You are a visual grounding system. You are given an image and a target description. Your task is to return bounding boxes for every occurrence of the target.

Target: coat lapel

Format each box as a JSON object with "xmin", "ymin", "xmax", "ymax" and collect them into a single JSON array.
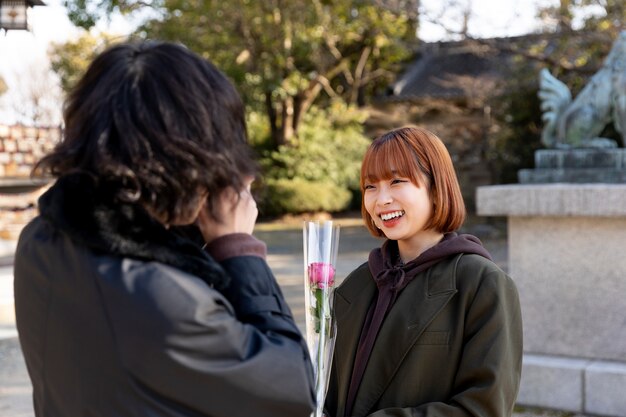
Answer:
[
  {"xmin": 333, "ymin": 264, "xmax": 377, "ymax": 417},
  {"xmin": 351, "ymin": 255, "xmax": 460, "ymax": 417}
]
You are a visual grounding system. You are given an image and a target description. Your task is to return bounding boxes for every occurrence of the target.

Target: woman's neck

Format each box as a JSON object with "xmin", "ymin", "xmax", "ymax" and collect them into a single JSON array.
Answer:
[{"xmin": 397, "ymin": 229, "xmax": 444, "ymax": 264}]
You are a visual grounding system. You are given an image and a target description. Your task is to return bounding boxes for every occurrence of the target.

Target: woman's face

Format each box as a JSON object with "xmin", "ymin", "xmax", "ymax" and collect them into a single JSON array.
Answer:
[{"xmin": 363, "ymin": 172, "xmax": 433, "ymax": 243}]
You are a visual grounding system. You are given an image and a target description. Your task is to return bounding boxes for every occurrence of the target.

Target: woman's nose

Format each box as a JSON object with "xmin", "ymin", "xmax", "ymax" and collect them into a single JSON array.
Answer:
[{"xmin": 377, "ymin": 186, "xmax": 393, "ymax": 205}]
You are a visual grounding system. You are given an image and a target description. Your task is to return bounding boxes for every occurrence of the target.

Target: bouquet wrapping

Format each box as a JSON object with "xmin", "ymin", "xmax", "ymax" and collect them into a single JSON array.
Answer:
[{"xmin": 303, "ymin": 221, "xmax": 340, "ymax": 417}]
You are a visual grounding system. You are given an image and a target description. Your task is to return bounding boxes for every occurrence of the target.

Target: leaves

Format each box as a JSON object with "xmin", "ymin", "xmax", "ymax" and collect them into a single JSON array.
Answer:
[
  {"xmin": 49, "ymin": 32, "xmax": 123, "ymax": 93},
  {"xmin": 60, "ymin": 0, "xmax": 413, "ymax": 145},
  {"xmin": 261, "ymin": 102, "xmax": 370, "ymax": 190}
]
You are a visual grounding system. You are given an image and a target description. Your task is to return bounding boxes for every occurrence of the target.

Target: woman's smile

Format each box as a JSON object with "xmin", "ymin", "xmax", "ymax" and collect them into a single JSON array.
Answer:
[{"xmin": 379, "ymin": 210, "xmax": 405, "ymax": 226}]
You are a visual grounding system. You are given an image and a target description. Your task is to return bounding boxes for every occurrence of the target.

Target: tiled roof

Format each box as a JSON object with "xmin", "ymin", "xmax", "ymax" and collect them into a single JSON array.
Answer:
[{"xmin": 385, "ymin": 33, "xmax": 552, "ymax": 102}]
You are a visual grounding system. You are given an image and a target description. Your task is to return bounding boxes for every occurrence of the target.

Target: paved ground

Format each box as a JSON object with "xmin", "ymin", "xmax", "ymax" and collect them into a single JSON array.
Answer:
[{"xmin": 0, "ymin": 221, "xmax": 587, "ymax": 417}]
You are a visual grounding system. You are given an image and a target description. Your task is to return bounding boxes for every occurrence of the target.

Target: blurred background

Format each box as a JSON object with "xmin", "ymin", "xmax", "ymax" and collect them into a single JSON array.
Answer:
[
  {"xmin": 2, "ymin": 0, "xmax": 624, "ymax": 224},
  {"xmin": 2, "ymin": 1, "xmax": 626, "ymax": 416}
]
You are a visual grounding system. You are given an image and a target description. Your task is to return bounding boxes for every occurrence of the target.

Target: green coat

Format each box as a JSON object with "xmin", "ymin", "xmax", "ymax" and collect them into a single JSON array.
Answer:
[{"xmin": 325, "ymin": 254, "xmax": 522, "ymax": 417}]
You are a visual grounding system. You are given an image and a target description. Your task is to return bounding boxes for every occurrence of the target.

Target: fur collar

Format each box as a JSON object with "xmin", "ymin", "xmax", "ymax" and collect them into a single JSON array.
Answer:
[{"xmin": 38, "ymin": 172, "xmax": 229, "ymax": 290}]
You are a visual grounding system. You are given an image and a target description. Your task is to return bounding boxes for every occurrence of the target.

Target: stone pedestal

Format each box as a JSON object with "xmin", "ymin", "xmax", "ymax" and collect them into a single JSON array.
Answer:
[
  {"xmin": 476, "ymin": 184, "xmax": 626, "ymax": 417},
  {"xmin": 519, "ymin": 149, "xmax": 626, "ymax": 183}
]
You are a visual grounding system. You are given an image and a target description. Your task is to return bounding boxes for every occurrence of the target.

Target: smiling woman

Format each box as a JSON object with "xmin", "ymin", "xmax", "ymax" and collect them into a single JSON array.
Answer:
[
  {"xmin": 324, "ymin": 126, "xmax": 522, "ymax": 417},
  {"xmin": 360, "ymin": 127, "xmax": 465, "ymax": 244}
]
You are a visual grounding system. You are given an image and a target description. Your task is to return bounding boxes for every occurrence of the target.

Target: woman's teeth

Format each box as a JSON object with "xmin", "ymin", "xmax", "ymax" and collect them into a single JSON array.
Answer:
[{"xmin": 380, "ymin": 210, "xmax": 404, "ymax": 221}]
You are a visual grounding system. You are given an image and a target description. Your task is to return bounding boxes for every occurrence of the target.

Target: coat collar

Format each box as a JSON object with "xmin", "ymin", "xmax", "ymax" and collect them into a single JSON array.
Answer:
[
  {"xmin": 333, "ymin": 262, "xmax": 377, "ymax": 414},
  {"xmin": 334, "ymin": 254, "xmax": 462, "ymax": 416},
  {"xmin": 38, "ymin": 172, "xmax": 228, "ymax": 290}
]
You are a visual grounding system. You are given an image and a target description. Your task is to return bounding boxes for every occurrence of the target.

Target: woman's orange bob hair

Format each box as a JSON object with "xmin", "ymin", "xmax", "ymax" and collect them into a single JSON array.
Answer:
[{"xmin": 360, "ymin": 126, "xmax": 466, "ymax": 237}]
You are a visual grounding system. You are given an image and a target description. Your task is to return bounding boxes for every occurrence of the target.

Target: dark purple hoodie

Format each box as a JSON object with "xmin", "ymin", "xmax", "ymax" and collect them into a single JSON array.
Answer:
[{"xmin": 344, "ymin": 232, "xmax": 493, "ymax": 417}]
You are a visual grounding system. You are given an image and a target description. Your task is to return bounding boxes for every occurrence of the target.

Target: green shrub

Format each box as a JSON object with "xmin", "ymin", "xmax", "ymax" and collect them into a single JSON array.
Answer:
[
  {"xmin": 265, "ymin": 103, "xmax": 369, "ymax": 190},
  {"xmin": 257, "ymin": 102, "xmax": 370, "ymax": 214},
  {"xmin": 260, "ymin": 178, "xmax": 352, "ymax": 216}
]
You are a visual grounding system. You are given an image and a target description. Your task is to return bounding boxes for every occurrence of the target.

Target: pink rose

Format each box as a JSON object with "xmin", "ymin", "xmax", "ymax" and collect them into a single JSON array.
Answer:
[{"xmin": 308, "ymin": 262, "xmax": 335, "ymax": 289}]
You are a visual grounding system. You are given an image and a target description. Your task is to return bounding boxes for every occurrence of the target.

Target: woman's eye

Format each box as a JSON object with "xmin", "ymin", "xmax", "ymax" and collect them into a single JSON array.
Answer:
[
  {"xmin": 391, "ymin": 178, "xmax": 406, "ymax": 185},
  {"xmin": 364, "ymin": 184, "xmax": 375, "ymax": 190}
]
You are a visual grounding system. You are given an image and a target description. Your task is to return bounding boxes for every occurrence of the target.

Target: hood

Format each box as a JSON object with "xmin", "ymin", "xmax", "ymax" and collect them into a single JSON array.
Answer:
[{"xmin": 368, "ymin": 232, "xmax": 492, "ymax": 291}]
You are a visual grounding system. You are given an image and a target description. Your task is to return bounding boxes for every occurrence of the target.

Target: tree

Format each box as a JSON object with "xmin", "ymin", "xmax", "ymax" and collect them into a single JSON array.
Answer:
[
  {"xmin": 11, "ymin": 62, "xmax": 63, "ymax": 126},
  {"xmin": 482, "ymin": 0, "xmax": 626, "ymax": 183},
  {"xmin": 62, "ymin": 0, "xmax": 415, "ymax": 148},
  {"xmin": 49, "ymin": 31, "xmax": 123, "ymax": 93},
  {"xmin": 419, "ymin": 0, "xmax": 473, "ymax": 39},
  {"xmin": 519, "ymin": 1, "xmax": 624, "ymax": 97}
]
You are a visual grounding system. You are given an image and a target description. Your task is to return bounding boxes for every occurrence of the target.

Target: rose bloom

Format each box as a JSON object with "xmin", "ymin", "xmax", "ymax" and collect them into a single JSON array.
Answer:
[{"xmin": 308, "ymin": 262, "xmax": 335, "ymax": 289}]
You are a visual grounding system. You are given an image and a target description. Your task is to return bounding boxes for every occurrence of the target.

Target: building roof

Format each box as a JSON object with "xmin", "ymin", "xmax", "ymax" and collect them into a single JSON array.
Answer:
[{"xmin": 385, "ymin": 33, "xmax": 553, "ymax": 103}]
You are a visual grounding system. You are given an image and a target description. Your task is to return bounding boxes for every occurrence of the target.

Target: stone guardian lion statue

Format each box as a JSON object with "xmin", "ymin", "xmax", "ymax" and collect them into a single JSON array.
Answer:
[{"xmin": 538, "ymin": 31, "xmax": 626, "ymax": 148}]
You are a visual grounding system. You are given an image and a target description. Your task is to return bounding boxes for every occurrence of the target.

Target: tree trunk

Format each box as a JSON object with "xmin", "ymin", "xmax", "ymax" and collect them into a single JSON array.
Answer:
[
  {"xmin": 265, "ymin": 92, "xmax": 281, "ymax": 149},
  {"xmin": 292, "ymin": 94, "xmax": 303, "ymax": 136},
  {"xmin": 280, "ymin": 96, "xmax": 294, "ymax": 145}
]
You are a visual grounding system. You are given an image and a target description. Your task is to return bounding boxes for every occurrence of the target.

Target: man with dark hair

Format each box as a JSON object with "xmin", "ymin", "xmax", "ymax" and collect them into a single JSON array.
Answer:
[{"xmin": 14, "ymin": 41, "xmax": 315, "ymax": 417}]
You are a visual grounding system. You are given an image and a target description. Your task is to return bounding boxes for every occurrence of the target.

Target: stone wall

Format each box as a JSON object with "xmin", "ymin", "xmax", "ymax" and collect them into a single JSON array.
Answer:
[
  {"xmin": 0, "ymin": 124, "xmax": 60, "ymax": 241},
  {"xmin": 0, "ymin": 124, "xmax": 60, "ymax": 177}
]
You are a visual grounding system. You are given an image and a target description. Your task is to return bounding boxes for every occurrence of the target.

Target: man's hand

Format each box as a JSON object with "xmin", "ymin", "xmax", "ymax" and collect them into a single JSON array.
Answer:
[{"xmin": 196, "ymin": 177, "xmax": 258, "ymax": 244}]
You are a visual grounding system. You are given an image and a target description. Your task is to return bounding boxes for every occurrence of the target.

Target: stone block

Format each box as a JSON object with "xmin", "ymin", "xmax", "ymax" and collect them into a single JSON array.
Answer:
[
  {"xmin": 23, "ymin": 127, "xmax": 38, "ymax": 139},
  {"xmin": 4, "ymin": 162, "xmax": 18, "ymax": 176},
  {"xmin": 585, "ymin": 361, "xmax": 626, "ymax": 417},
  {"xmin": 47, "ymin": 127, "xmax": 61, "ymax": 143},
  {"xmin": 9, "ymin": 125, "xmax": 22, "ymax": 138},
  {"xmin": 476, "ymin": 184, "xmax": 626, "ymax": 217},
  {"xmin": 534, "ymin": 149, "xmax": 626, "ymax": 169},
  {"xmin": 517, "ymin": 354, "xmax": 586, "ymax": 412},
  {"xmin": 0, "ymin": 124, "xmax": 9, "ymax": 137},
  {"xmin": 17, "ymin": 139, "xmax": 33, "ymax": 153},
  {"xmin": 510, "ymin": 216, "xmax": 626, "ymax": 361},
  {"xmin": 520, "ymin": 149, "xmax": 626, "ymax": 183},
  {"xmin": 477, "ymin": 184, "xmax": 626, "ymax": 415},
  {"xmin": 32, "ymin": 146, "xmax": 45, "ymax": 158},
  {"xmin": 42, "ymin": 141, "xmax": 56, "ymax": 152},
  {"xmin": 518, "ymin": 167, "xmax": 626, "ymax": 183},
  {"xmin": 3, "ymin": 139, "xmax": 16, "ymax": 153},
  {"xmin": 16, "ymin": 165, "xmax": 30, "ymax": 176}
]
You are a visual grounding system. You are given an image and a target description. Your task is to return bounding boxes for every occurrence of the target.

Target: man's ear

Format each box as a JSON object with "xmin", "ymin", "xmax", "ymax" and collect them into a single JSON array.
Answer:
[{"xmin": 195, "ymin": 198, "xmax": 210, "ymax": 225}]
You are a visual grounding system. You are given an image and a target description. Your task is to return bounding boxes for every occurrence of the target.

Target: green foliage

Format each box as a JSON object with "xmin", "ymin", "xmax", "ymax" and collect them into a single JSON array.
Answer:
[
  {"xmin": 246, "ymin": 110, "xmax": 272, "ymax": 149},
  {"xmin": 486, "ymin": 1, "xmax": 626, "ymax": 182},
  {"xmin": 61, "ymin": 0, "xmax": 415, "ymax": 146},
  {"xmin": 140, "ymin": 0, "xmax": 412, "ymax": 107},
  {"xmin": 263, "ymin": 102, "xmax": 369, "ymax": 189},
  {"xmin": 260, "ymin": 178, "xmax": 352, "ymax": 215},
  {"xmin": 577, "ymin": 0, "xmax": 625, "ymax": 35},
  {"xmin": 488, "ymin": 78, "xmax": 543, "ymax": 183},
  {"xmin": 535, "ymin": 0, "xmax": 624, "ymax": 79},
  {"xmin": 63, "ymin": 0, "xmax": 147, "ymax": 30},
  {"xmin": 257, "ymin": 102, "xmax": 370, "ymax": 214},
  {"xmin": 49, "ymin": 32, "xmax": 123, "ymax": 93}
]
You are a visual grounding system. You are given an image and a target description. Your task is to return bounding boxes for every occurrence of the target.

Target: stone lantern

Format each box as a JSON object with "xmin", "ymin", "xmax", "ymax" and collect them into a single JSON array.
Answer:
[{"xmin": 0, "ymin": 0, "xmax": 45, "ymax": 31}]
